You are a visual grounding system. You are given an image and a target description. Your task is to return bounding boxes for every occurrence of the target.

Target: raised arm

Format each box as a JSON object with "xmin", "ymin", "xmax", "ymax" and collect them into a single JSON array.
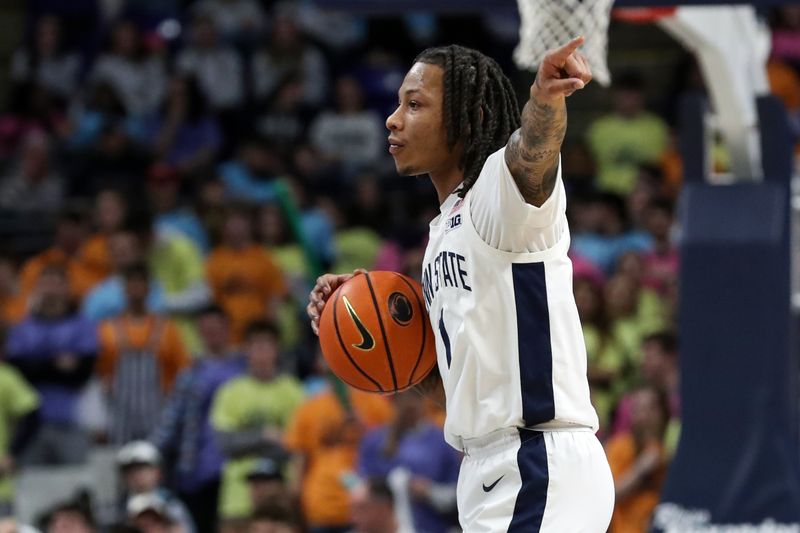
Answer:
[{"xmin": 505, "ymin": 37, "xmax": 592, "ymax": 207}]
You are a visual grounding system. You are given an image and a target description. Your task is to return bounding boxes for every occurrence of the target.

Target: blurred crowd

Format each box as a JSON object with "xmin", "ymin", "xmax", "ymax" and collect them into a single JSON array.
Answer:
[{"xmin": 0, "ymin": 1, "xmax": 798, "ymax": 533}]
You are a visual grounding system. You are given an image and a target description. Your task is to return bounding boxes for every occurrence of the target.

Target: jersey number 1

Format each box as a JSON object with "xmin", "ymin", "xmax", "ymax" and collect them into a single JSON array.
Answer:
[{"xmin": 438, "ymin": 309, "xmax": 452, "ymax": 368}]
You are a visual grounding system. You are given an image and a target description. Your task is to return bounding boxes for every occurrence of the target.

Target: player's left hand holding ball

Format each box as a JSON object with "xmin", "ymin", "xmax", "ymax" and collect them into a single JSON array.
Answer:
[
  {"xmin": 533, "ymin": 36, "xmax": 593, "ymax": 100},
  {"xmin": 307, "ymin": 269, "xmax": 367, "ymax": 335}
]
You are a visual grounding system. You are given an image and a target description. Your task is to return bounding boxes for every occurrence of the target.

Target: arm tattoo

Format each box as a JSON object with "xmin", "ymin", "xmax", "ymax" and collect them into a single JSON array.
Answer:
[{"xmin": 504, "ymin": 93, "xmax": 567, "ymax": 206}]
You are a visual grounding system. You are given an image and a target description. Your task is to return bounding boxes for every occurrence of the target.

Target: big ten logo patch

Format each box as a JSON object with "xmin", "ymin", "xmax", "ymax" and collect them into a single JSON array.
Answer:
[{"xmin": 445, "ymin": 213, "xmax": 462, "ymax": 233}]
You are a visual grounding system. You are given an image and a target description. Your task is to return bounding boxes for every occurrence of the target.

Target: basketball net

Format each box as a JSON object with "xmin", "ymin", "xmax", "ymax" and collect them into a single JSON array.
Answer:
[
  {"xmin": 514, "ymin": 0, "xmax": 615, "ymax": 86},
  {"xmin": 514, "ymin": 0, "xmax": 770, "ymax": 181}
]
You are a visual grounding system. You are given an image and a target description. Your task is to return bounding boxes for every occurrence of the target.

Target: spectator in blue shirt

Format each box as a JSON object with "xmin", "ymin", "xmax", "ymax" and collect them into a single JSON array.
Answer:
[
  {"xmin": 6, "ymin": 265, "xmax": 97, "ymax": 466},
  {"xmin": 358, "ymin": 392, "xmax": 460, "ymax": 533},
  {"xmin": 148, "ymin": 76, "xmax": 221, "ymax": 177},
  {"xmin": 571, "ymin": 192, "xmax": 652, "ymax": 274},
  {"xmin": 148, "ymin": 163, "xmax": 210, "ymax": 253},
  {"xmin": 150, "ymin": 305, "xmax": 245, "ymax": 533},
  {"xmin": 82, "ymin": 223, "xmax": 164, "ymax": 321}
]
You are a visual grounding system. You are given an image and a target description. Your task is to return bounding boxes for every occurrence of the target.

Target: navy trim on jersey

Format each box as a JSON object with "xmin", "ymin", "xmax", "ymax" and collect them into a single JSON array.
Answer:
[
  {"xmin": 439, "ymin": 309, "xmax": 452, "ymax": 368},
  {"xmin": 508, "ymin": 429, "xmax": 549, "ymax": 531},
  {"xmin": 511, "ymin": 262, "xmax": 556, "ymax": 426}
]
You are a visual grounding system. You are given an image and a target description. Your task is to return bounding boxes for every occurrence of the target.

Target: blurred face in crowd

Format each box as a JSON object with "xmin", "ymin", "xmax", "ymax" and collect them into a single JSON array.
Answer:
[
  {"xmin": 574, "ymin": 278, "xmax": 602, "ymax": 324},
  {"xmin": 36, "ymin": 15, "xmax": 61, "ymax": 56},
  {"xmin": 21, "ymin": 134, "xmax": 50, "ymax": 181},
  {"xmin": 575, "ymin": 199, "xmax": 604, "ymax": 234},
  {"xmin": 392, "ymin": 390, "xmax": 426, "ymax": 430},
  {"xmin": 663, "ymin": 276, "xmax": 679, "ymax": 320},
  {"xmin": 628, "ymin": 173, "xmax": 658, "ymax": 227},
  {"xmin": 193, "ymin": 17, "xmax": 218, "ymax": 48},
  {"xmin": 167, "ymin": 77, "xmax": 188, "ymax": 107},
  {"xmin": 46, "ymin": 509, "xmax": 94, "ymax": 533},
  {"xmin": 130, "ymin": 511, "xmax": 172, "ymax": 533},
  {"xmin": 567, "ymin": 198, "xmax": 594, "ymax": 234},
  {"xmin": 248, "ymin": 478, "xmax": 286, "ymax": 510},
  {"xmin": 112, "ymin": 22, "xmax": 139, "ymax": 58},
  {"xmin": 258, "ymin": 204, "xmax": 286, "ymax": 246},
  {"xmin": 91, "ymin": 83, "xmax": 124, "ymax": 114},
  {"xmin": 35, "ymin": 269, "xmax": 70, "ymax": 316},
  {"xmin": 47, "ymin": 510, "xmax": 94, "ymax": 533},
  {"xmin": 630, "ymin": 388, "xmax": 667, "ymax": 441},
  {"xmin": 646, "ymin": 205, "xmax": 673, "ymax": 243},
  {"xmin": 198, "ymin": 311, "xmax": 230, "ymax": 356},
  {"xmin": 355, "ymin": 175, "xmax": 380, "ymax": 211},
  {"xmin": 249, "ymin": 519, "xmax": 296, "ymax": 533},
  {"xmin": 96, "ymin": 190, "xmax": 127, "ymax": 233},
  {"xmin": 0, "ymin": 518, "xmax": 21, "ymax": 533},
  {"xmin": 597, "ymin": 202, "xmax": 624, "ymax": 236},
  {"xmin": 223, "ymin": 212, "xmax": 253, "ymax": 249},
  {"xmin": 275, "ymin": 79, "xmax": 304, "ymax": 111},
  {"xmin": 641, "ymin": 339, "xmax": 675, "ymax": 388},
  {"xmin": 108, "ymin": 231, "xmax": 142, "ymax": 272},
  {"xmin": 605, "ymin": 274, "xmax": 638, "ymax": 318},
  {"xmin": 55, "ymin": 217, "xmax": 86, "ymax": 253},
  {"xmin": 147, "ymin": 173, "xmax": 180, "ymax": 214},
  {"xmin": 613, "ymin": 87, "xmax": 644, "ymax": 118},
  {"xmin": 242, "ymin": 143, "xmax": 281, "ymax": 175},
  {"xmin": 561, "ymin": 143, "xmax": 594, "ymax": 180},
  {"xmin": 292, "ymin": 144, "xmax": 322, "ymax": 179},
  {"xmin": 122, "ymin": 464, "xmax": 161, "ymax": 494},
  {"xmin": 402, "ymin": 245, "xmax": 425, "ymax": 282},
  {"xmin": 271, "ymin": 15, "xmax": 300, "ymax": 50},
  {"xmin": 386, "ymin": 63, "xmax": 460, "ymax": 180},
  {"xmin": 98, "ymin": 124, "xmax": 129, "ymax": 157},
  {"xmin": 247, "ymin": 332, "xmax": 279, "ymax": 380},
  {"xmin": 200, "ymin": 179, "xmax": 225, "ymax": 208},
  {"xmin": 336, "ymin": 77, "xmax": 365, "ymax": 113},
  {"xmin": 350, "ymin": 486, "xmax": 395, "ymax": 533},
  {"xmin": 617, "ymin": 252, "xmax": 643, "ymax": 283},
  {"xmin": 778, "ymin": 6, "xmax": 800, "ymax": 28},
  {"xmin": 124, "ymin": 274, "xmax": 150, "ymax": 311},
  {"xmin": 0, "ymin": 258, "xmax": 17, "ymax": 296}
]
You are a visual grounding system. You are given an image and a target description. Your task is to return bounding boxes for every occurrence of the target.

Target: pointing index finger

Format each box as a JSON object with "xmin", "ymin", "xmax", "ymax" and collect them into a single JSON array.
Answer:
[{"xmin": 548, "ymin": 36, "xmax": 585, "ymax": 64}]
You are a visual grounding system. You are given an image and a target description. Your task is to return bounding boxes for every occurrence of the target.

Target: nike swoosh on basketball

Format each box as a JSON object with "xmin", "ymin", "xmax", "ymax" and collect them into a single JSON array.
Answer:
[
  {"xmin": 482, "ymin": 475, "xmax": 504, "ymax": 492},
  {"xmin": 342, "ymin": 295, "xmax": 375, "ymax": 350}
]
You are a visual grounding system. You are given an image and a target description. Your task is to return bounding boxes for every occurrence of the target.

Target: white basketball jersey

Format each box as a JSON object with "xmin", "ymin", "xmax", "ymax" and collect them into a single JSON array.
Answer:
[{"xmin": 422, "ymin": 147, "xmax": 598, "ymax": 450}]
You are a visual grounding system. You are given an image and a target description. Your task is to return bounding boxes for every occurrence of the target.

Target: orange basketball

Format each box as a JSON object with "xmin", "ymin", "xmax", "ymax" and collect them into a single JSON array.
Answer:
[{"xmin": 318, "ymin": 271, "xmax": 437, "ymax": 394}]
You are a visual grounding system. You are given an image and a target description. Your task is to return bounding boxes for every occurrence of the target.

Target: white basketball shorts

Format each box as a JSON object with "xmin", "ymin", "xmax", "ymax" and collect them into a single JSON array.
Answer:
[{"xmin": 457, "ymin": 427, "xmax": 614, "ymax": 532}]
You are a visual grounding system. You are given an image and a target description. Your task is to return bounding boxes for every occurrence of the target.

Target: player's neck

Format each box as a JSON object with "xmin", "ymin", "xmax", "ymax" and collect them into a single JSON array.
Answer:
[{"xmin": 429, "ymin": 168, "xmax": 464, "ymax": 205}]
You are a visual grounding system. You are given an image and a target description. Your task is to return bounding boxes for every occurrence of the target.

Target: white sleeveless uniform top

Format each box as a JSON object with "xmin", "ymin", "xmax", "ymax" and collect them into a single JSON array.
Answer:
[{"xmin": 421, "ymin": 147, "xmax": 598, "ymax": 450}]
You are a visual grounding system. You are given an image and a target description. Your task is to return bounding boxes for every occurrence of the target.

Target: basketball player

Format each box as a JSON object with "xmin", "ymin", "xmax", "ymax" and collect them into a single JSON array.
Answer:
[{"xmin": 307, "ymin": 38, "xmax": 614, "ymax": 531}]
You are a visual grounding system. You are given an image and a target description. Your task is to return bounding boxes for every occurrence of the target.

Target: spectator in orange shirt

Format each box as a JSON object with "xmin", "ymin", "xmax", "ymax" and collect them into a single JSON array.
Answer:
[
  {"xmin": 284, "ymin": 385, "xmax": 393, "ymax": 533},
  {"xmin": 606, "ymin": 386, "xmax": 670, "ymax": 533},
  {"xmin": 19, "ymin": 208, "xmax": 96, "ymax": 300},
  {"xmin": 97, "ymin": 262, "xmax": 189, "ymax": 445},
  {"xmin": 0, "ymin": 256, "xmax": 26, "ymax": 324},
  {"xmin": 78, "ymin": 188, "xmax": 128, "ymax": 288},
  {"xmin": 206, "ymin": 209, "xmax": 286, "ymax": 342},
  {"xmin": 766, "ymin": 58, "xmax": 800, "ymax": 154}
]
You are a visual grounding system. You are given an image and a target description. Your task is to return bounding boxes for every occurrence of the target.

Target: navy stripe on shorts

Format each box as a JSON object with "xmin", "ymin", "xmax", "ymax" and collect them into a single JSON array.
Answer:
[{"xmin": 508, "ymin": 429, "xmax": 549, "ymax": 532}]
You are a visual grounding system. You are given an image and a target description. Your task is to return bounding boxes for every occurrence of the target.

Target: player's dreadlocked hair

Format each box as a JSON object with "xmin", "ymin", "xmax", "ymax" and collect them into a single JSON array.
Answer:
[{"xmin": 415, "ymin": 45, "xmax": 521, "ymax": 197}]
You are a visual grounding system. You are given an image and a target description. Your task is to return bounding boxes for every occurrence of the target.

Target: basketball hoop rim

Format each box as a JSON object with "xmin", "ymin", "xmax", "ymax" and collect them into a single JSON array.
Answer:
[{"xmin": 612, "ymin": 6, "xmax": 678, "ymax": 24}]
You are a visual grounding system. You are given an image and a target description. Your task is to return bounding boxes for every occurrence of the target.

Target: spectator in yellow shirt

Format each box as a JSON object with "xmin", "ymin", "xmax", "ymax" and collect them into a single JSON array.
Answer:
[
  {"xmin": 210, "ymin": 320, "xmax": 303, "ymax": 528},
  {"xmin": 587, "ymin": 72, "xmax": 668, "ymax": 195}
]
